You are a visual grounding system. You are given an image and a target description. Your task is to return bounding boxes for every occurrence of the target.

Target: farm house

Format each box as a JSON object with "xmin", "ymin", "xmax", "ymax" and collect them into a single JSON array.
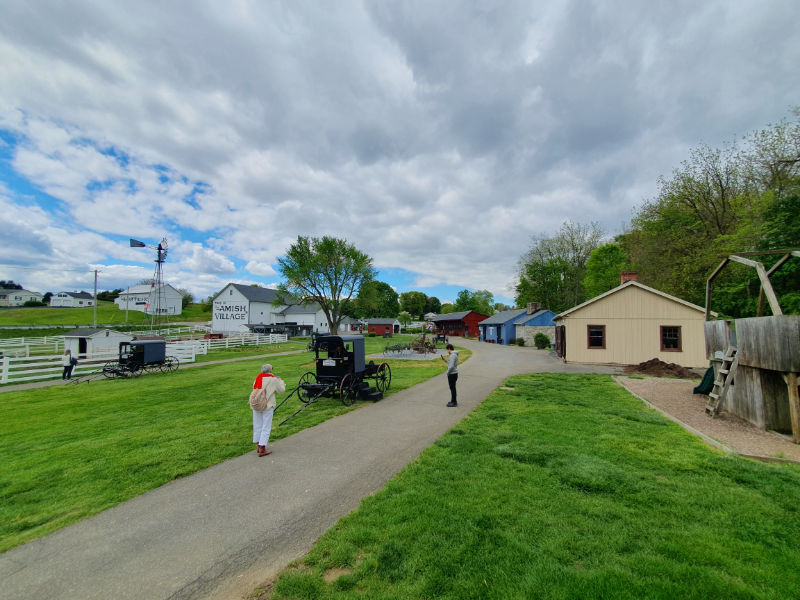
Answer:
[
  {"xmin": 554, "ymin": 276, "xmax": 708, "ymax": 369},
  {"xmin": 50, "ymin": 291, "xmax": 94, "ymax": 308},
  {"xmin": 479, "ymin": 303, "xmax": 557, "ymax": 345}
]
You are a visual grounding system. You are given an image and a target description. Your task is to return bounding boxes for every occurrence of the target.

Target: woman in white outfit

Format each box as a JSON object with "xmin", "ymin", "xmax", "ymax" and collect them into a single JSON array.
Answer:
[{"xmin": 251, "ymin": 363, "xmax": 286, "ymax": 457}]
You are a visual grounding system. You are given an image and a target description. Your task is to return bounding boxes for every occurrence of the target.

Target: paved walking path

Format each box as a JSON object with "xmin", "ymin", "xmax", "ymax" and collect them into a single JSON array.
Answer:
[{"xmin": 0, "ymin": 340, "xmax": 619, "ymax": 600}]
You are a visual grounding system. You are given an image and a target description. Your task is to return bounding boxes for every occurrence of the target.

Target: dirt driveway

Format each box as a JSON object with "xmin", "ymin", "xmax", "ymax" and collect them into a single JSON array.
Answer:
[{"xmin": 616, "ymin": 376, "xmax": 800, "ymax": 463}]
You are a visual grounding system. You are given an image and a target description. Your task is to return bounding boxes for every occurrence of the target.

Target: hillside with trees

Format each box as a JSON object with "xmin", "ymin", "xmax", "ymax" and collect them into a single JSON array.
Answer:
[{"xmin": 516, "ymin": 109, "xmax": 800, "ymax": 318}]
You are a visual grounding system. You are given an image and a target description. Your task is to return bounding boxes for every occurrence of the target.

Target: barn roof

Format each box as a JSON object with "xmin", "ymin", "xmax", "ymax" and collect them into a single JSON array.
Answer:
[
  {"xmin": 226, "ymin": 284, "xmax": 280, "ymax": 303},
  {"xmin": 478, "ymin": 308, "xmax": 527, "ymax": 325},
  {"xmin": 555, "ymin": 280, "xmax": 713, "ymax": 320},
  {"xmin": 280, "ymin": 303, "xmax": 320, "ymax": 315},
  {"xmin": 58, "ymin": 291, "xmax": 93, "ymax": 299},
  {"xmin": 431, "ymin": 311, "xmax": 471, "ymax": 321}
]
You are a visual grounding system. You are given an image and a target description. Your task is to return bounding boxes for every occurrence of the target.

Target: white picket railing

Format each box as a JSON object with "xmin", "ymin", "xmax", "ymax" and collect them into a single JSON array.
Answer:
[
  {"xmin": 0, "ymin": 334, "xmax": 288, "ymax": 385},
  {"xmin": 1, "ymin": 343, "xmax": 195, "ymax": 385}
]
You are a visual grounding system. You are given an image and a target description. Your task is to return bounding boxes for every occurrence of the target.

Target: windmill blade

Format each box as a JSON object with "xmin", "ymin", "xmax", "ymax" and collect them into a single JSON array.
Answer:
[{"xmin": 130, "ymin": 238, "xmax": 146, "ymax": 247}]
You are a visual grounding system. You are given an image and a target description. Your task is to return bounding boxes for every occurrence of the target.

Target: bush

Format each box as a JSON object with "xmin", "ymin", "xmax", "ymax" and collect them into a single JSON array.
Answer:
[
  {"xmin": 23, "ymin": 300, "xmax": 47, "ymax": 307},
  {"xmin": 534, "ymin": 333, "xmax": 551, "ymax": 349},
  {"xmin": 516, "ymin": 337, "xmax": 525, "ymax": 346}
]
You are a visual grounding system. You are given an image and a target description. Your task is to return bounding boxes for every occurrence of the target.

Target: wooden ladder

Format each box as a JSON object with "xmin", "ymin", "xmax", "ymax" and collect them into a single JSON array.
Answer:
[{"xmin": 706, "ymin": 346, "xmax": 738, "ymax": 417}]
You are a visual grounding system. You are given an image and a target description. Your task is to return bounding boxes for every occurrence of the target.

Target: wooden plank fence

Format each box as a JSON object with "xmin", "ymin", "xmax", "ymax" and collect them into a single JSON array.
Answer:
[{"xmin": 0, "ymin": 333, "xmax": 288, "ymax": 385}]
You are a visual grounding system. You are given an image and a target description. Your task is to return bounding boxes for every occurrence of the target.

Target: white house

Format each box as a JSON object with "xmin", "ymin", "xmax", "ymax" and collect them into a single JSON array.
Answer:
[
  {"xmin": 62, "ymin": 328, "xmax": 133, "ymax": 357},
  {"xmin": 115, "ymin": 284, "xmax": 183, "ymax": 316},
  {"xmin": 0, "ymin": 288, "xmax": 43, "ymax": 307},
  {"xmin": 50, "ymin": 291, "xmax": 95, "ymax": 308}
]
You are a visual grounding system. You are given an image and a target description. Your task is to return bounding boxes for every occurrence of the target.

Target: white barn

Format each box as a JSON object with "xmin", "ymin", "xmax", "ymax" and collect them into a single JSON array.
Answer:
[
  {"xmin": 51, "ymin": 291, "xmax": 95, "ymax": 308},
  {"xmin": 211, "ymin": 283, "xmax": 347, "ymax": 335},
  {"xmin": 212, "ymin": 284, "xmax": 283, "ymax": 333},
  {"xmin": 115, "ymin": 284, "xmax": 183, "ymax": 316}
]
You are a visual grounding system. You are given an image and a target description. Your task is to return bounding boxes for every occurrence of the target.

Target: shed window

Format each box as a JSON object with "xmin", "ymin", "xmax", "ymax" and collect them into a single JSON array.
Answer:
[
  {"xmin": 587, "ymin": 325, "xmax": 605, "ymax": 349},
  {"xmin": 660, "ymin": 326, "xmax": 682, "ymax": 352}
]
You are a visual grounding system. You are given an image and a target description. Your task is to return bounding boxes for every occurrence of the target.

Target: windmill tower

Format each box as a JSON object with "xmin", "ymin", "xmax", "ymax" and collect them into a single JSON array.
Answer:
[{"xmin": 130, "ymin": 237, "xmax": 170, "ymax": 331}]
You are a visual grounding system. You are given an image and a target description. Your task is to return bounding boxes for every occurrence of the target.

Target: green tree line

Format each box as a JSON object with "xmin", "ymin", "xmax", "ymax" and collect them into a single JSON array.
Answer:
[{"xmin": 516, "ymin": 108, "xmax": 800, "ymax": 317}]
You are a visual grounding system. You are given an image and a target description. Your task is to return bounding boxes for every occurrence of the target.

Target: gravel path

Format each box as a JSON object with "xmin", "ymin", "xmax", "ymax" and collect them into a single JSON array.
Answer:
[{"xmin": 616, "ymin": 376, "xmax": 800, "ymax": 463}]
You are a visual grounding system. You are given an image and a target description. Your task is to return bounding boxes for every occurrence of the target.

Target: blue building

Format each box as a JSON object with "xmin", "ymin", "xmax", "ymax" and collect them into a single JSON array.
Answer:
[{"xmin": 479, "ymin": 304, "xmax": 557, "ymax": 345}]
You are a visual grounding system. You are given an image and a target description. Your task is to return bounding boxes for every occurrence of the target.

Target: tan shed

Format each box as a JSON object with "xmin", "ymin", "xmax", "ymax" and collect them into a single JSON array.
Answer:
[{"xmin": 554, "ymin": 280, "xmax": 709, "ymax": 369}]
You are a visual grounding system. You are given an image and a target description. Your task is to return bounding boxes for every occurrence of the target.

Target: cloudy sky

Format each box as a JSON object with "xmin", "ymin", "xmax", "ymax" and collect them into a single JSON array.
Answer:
[{"xmin": 1, "ymin": 0, "xmax": 798, "ymax": 306}]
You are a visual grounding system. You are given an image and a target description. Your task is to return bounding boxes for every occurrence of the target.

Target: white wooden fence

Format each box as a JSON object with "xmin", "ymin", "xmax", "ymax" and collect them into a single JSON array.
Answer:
[{"xmin": 0, "ymin": 333, "xmax": 288, "ymax": 385}]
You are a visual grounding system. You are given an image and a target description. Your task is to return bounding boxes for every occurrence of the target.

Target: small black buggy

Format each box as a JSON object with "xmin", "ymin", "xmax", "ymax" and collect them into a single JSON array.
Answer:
[
  {"xmin": 297, "ymin": 334, "xmax": 391, "ymax": 406},
  {"xmin": 102, "ymin": 340, "xmax": 179, "ymax": 378}
]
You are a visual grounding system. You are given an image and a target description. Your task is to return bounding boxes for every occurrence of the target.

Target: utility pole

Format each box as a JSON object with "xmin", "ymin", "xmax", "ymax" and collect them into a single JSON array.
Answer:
[{"xmin": 93, "ymin": 269, "xmax": 98, "ymax": 328}]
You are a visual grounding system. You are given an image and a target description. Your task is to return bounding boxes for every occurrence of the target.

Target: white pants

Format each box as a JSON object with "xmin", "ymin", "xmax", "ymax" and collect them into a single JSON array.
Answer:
[{"xmin": 252, "ymin": 407, "xmax": 275, "ymax": 447}]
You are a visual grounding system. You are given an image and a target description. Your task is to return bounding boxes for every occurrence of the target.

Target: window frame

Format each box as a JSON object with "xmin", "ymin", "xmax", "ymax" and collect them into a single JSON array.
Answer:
[
  {"xmin": 660, "ymin": 325, "xmax": 682, "ymax": 352},
  {"xmin": 586, "ymin": 324, "xmax": 606, "ymax": 349}
]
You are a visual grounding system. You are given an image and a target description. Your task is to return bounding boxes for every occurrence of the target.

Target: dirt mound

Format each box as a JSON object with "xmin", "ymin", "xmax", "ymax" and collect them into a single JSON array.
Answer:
[{"xmin": 623, "ymin": 358, "xmax": 697, "ymax": 379}]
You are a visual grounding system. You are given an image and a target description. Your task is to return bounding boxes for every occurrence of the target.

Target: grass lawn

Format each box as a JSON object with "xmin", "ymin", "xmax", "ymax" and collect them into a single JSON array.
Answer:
[
  {"xmin": 0, "ymin": 335, "xmax": 468, "ymax": 553},
  {"xmin": 193, "ymin": 340, "xmax": 308, "ymax": 363},
  {"xmin": 268, "ymin": 373, "xmax": 800, "ymax": 600}
]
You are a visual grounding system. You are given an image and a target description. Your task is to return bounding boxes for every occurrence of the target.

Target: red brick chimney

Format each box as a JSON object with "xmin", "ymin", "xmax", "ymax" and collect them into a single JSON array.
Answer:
[{"xmin": 620, "ymin": 271, "xmax": 638, "ymax": 284}]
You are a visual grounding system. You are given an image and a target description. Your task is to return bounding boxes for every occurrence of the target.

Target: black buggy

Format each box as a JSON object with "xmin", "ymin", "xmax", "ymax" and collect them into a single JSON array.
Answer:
[
  {"xmin": 296, "ymin": 334, "xmax": 391, "ymax": 407},
  {"xmin": 102, "ymin": 340, "xmax": 179, "ymax": 378}
]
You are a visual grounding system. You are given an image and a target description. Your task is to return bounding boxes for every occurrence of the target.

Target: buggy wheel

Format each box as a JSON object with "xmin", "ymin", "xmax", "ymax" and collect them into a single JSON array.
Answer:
[
  {"xmin": 340, "ymin": 373, "xmax": 357, "ymax": 406},
  {"xmin": 161, "ymin": 356, "xmax": 179, "ymax": 373},
  {"xmin": 297, "ymin": 371, "xmax": 317, "ymax": 404},
  {"xmin": 102, "ymin": 361, "xmax": 118, "ymax": 379},
  {"xmin": 375, "ymin": 363, "xmax": 391, "ymax": 393},
  {"xmin": 128, "ymin": 364, "xmax": 143, "ymax": 378}
]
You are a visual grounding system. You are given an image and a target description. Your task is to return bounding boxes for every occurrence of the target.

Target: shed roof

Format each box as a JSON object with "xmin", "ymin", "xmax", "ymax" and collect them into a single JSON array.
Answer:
[
  {"xmin": 478, "ymin": 308, "xmax": 527, "ymax": 325},
  {"xmin": 280, "ymin": 302, "xmax": 320, "ymax": 315},
  {"xmin": 365, "ymin": 318, "xmax": 399, "ymax": 325},
  {"xmin": 63, "ymin": 328, "xmax": 114, "ymax": 337},
  {"xmin": 119, "ymin": 283, "xmax": 181, "ymax": 295},
  {"xmin": 431, "ymin": 311, "xmax": 472, "ymax": 321},
  {"xmin": 554, "ymin": 280, "xmax": 712, "ymax": 320},
  {"xmin": 59, "ymin": 291, "xmax": 93, "ymax": 299}
]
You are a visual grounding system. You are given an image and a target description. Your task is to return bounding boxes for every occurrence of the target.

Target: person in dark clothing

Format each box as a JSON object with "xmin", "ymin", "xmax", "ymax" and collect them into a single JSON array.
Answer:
[{"xmin": 441, "ymin": 343, "xmax": 459, "ymax": 407}]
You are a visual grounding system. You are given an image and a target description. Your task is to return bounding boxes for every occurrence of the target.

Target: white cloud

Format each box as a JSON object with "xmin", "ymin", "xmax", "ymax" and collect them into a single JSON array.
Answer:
[{"xmin": 1, "ymin": 0, "xmax": 799, "ymax": 302}]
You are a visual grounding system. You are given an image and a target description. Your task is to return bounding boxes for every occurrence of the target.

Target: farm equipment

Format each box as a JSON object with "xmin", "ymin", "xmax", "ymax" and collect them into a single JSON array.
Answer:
[
  {"xmin": 276, "ymin": 334, "xmax": 391, "ymax": 425},
  {"xmin": 410, "ymin": 332, "xmax": 438, "ymax": 354},
  {"xmin": 102, "ymin": 340, "xmax": 179, "ymax": 378}
]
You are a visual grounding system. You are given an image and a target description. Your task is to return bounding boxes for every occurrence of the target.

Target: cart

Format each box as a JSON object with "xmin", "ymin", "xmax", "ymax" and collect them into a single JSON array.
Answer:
[
  {"xmin": 102, "ymin": 340, "xmax": 179, "ymax": 378},
  {"xmin": 277, "ymin": 334, "xmax": 391, "ymax": 425}
]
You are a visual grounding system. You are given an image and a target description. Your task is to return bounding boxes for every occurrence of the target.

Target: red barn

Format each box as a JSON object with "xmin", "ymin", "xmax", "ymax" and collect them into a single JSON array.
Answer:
[
  {"xmin": 365, "ymin": 318, "xmax": 400, "ymax": 335},
  {"xmin": 431, "ymin": 311, "xmax": 488, "ymax": 338}
]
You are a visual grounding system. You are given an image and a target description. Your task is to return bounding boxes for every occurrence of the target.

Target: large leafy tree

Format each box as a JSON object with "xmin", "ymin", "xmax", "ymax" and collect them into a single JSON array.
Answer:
[
  {"xmin": 424, "ymin": 296, "xmax": 441, "ymax": 315},
  {"xmin": 583, "ymin": 244, "xmax": 629, "ymax": 298},
  {"xmin": 399, "ymin": 291, "xmax": 427, "ymax": 319},
  {"xmin": 621, "ymin": 109, "xmax": 800, "ymax": 316},
  {"xmin": 354, "ymin": 280, "xmax": 399, "ymax": 318},
  {"xmin": 516, "ymin": 221, "xmax": 603, "ymax": 313},
  {"xmin": 454, "ymin": 289, "xmax": 494, "ymax": 315},
  {"xmin": 276, "ymin": 235, "xmax": 376, "ymax": 334}
]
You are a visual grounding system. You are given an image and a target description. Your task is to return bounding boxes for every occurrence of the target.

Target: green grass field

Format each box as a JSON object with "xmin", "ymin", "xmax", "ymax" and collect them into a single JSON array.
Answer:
[
  {"xmin": 268, "ymin": 373, "xmax": 800, "ymax": 600},
  {"xmin": 0, "ymin": 301, "xmax": 210, "ymax": 328},
  {"xmin": 0, "ymin": 335, "xmax": 467, "ymax": 552}
]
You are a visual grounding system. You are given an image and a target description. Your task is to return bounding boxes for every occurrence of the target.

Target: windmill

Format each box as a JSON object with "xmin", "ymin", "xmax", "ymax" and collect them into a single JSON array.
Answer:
[{"xmin": 130, "ymin": 237, "xmax": 169, "ymax": 331}]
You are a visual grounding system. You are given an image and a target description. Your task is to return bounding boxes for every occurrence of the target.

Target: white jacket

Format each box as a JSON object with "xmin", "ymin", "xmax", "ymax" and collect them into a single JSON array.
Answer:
[{"xmin": 260, "ymin": 375, "xmax": 286, "ymax": 410}]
